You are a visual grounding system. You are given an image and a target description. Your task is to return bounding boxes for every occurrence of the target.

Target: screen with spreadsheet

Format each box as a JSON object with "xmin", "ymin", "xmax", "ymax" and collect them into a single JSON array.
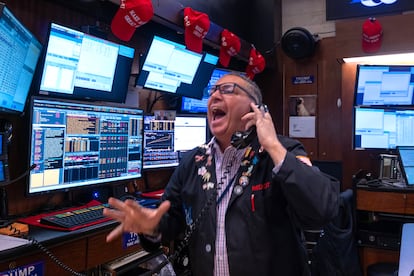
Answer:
[
  {"xmin": 353, "ymin": 106, "xmax": 414, "ymax": 150},
  {"xmin": 27, "ymin": 97, "xmax": 144, "ymax": 195},
  {"xmin": 0, "ymin": 3, "xmax": 42, "ymax": 114},
  {"xmin": 354, "ymin": 64, "xmax": 414, "ymax": 106},
  {"xmin": 36, "ymin": 22, "xmax": 134, "ymax": 103}
]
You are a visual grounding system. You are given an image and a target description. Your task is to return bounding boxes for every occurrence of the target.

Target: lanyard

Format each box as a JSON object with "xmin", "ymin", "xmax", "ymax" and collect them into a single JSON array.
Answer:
[{"xmin": 216, "ymin": 175, "xmax": 237, "ymax": 205}]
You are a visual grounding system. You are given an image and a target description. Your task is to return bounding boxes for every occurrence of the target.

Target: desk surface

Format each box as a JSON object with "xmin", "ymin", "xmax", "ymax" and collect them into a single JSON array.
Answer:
[
  {"xmin": 399, "ymin": 223, "xmax": 414, "ymax": 276},
  {"xmin": 0, "ymin": 219, "xmax": 116, "ymax": 262}
]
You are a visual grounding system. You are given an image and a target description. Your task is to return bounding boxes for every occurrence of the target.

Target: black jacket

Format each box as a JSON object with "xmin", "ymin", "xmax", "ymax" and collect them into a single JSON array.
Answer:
[{"xmin": 147, "ymin": 135, "xmax": 339, "ymax": 276}]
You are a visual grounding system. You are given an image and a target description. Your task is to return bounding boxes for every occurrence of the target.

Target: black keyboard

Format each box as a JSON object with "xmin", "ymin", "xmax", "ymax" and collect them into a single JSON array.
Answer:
[{"xmin": 40, "ymin": 204, "xmax": 110, "ymax": 229}]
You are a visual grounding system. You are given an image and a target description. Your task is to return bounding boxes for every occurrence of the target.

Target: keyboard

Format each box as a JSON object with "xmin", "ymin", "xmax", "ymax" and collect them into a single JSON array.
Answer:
[{"xmin": 40, "ymin": 204, "xmax": 110, "ymax": 229}]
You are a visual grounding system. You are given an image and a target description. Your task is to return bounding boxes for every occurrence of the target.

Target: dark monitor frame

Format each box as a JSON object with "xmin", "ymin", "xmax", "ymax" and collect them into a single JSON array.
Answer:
[
  {"xmin": 0, "ymin": 3, "xmax": 42, "ymax": 114},
  {"xmin": 35, "ymin": 22, "xmax": 135, "ymax": 104},
  {"xmin": 352, "ymin": 106, "xmax": 414, "ymax": 150},
  {"xmin": 135, "ymin": 35, "xmax": 218, "ymax": 100},
  {"xmin": 354, "ymin": 64, "xmax": 414, "ymax": 107},
  {"xmin": 26, "ymin": 96, "xmax": 144, "ymax": 196}
]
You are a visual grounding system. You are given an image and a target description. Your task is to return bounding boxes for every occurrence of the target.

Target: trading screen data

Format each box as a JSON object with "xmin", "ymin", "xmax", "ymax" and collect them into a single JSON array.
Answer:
[
  {"xmin": 143, "ymin": 116, "xmax": 179, "ymax": 169},
  {"xmin": 28, "ymin": 98, "xmax": 144, "ymax": 195}
]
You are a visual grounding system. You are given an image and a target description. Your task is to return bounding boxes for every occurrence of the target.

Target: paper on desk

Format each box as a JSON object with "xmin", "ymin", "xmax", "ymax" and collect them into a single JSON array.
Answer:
[{"xmin": 0, "ymin": 234, "xmax": 30, "ymax": 251}]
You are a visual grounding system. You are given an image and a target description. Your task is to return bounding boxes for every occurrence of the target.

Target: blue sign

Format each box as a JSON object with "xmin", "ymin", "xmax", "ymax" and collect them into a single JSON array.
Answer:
[
  {"xmin": 122, "ymin": 232, "xmax": 140, "ymax": 249},
  {"xmin": 326, "ymin": 0, "xmax": 414, "ymax": 20},
  {"xmin": 292, "ymin": 76, "xmax": 314, "ymax": 84},
  {"xmin": 0, "ymin": 261, "xmax": 44, "ymax": 276}
]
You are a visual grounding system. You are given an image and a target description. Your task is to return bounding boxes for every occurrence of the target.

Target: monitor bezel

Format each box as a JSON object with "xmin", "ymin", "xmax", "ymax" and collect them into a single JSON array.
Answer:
[
  {"xmin": 352, "ymin": 105, "xmax": 414, "ymax": 151},
  {"xmin": 0, "ymin": 3, "xmax": 42, "ymax": 115},
  {"xmin": 136, "ymin": 35, "xmax": 218, "ymax": 100},
  {"xmin": 353, "ymin": 64, "xmax": 414, "ymax": 107},
  {"xmin": 35, "ymin": 22, "xmax": 135, "ymax": 104},
  {"xmin": 26, "ymin": 96, "xmax": 145, "ymax": 196}
]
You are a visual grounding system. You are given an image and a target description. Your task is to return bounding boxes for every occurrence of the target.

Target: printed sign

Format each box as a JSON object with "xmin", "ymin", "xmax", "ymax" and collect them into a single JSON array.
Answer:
[
  {"xmin": 292, "ymin": 76, "xmax": 314, "ymax": 85},
  {"xmin": 122, "ymin": 232, "xmax": 140, "ymax": 249},
  {"xmin": 0, "ymin": 261, "xmax": 44, "ymax": 276}
]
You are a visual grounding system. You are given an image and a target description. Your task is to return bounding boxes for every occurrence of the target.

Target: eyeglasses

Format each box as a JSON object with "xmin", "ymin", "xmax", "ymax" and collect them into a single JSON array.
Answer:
[{"xmin": 207, "ymin": 82, "xmax": 257, "ymax": 103}]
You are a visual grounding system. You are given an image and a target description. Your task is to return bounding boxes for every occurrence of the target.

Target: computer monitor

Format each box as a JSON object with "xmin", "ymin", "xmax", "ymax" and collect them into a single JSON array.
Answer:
[
  {"xmin": 36, "ymin": 22, "xmax": 135, "ymax": 103},
  {"xmin": 174, "ymin": 114, "xmax": 209, "ymax": 156},
  {"xmin": 354, "ymin": 64, "xmax": 414, "ymax": 106},
  {"xmin": 0, "ymin": 3, "xmax": 42, "ymax": 114},
  {"xmin": 27, "ymin": 97, "xmax": 144, "ymax": 195},
  {"xmin": 353, "ymin": 106, "xmax": 414, "ymax": 150},
  {"xmin": 142, "ymin": 115, "xmax": 179, "ymax": 170},
  {"xmin": 136, "ymin": 35, "xmax": 218, "ymax": 99}
]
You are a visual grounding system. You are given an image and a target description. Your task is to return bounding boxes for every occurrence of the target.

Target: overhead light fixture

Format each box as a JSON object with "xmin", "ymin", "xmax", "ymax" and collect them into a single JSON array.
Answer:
[{"xmin": 343, "ymin": 52, "xmax": 414, "ymax": 64}]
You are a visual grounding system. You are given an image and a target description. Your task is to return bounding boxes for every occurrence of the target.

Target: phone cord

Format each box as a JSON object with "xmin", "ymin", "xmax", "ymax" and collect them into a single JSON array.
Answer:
[
  {"xmin": 6, "ymin": 223, "xmax": 85, "ymax": 276},
  {"xmin": 141, "ymin": 189, "xmax": 218, "ymax": 276}
]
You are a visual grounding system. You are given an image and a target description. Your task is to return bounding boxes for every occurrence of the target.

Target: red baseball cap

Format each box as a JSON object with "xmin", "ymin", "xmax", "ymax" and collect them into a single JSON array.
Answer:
[
  {"xmin": 111, "ymin": 0, "xmax": 154, "ymax": 42},
  {"xmin": 245, "ymin": 48, "xmax": 265, "ymax": 80},
  {"xmin": 362, "ymin": 18, "xmax": 383, "ymax": 53},
  {"xmin": 219, "ymin": 29, "xmax": 241, "ymax": 67},
  {"xmin": 183, "ymin": 7, "xmax": 210, "ymax": 53}
]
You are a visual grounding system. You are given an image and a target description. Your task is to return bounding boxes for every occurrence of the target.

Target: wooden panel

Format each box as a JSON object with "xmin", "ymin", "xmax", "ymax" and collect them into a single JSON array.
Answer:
[
  {"xmin": 336, "ymin": 13, "xmax": 414, "ymax": 58},
  {"xmin": 86, "ymin": 230, "xmax": 143, "ymax": 268},
  {"xmin": 357, "ymin": 190, "xmax": 406, "ymax": 214},
  {"xmin": 315, "ymin": 38, "xmax": 342, "ymax": 161},
  {"xmin": 358, "ymin": 247, "xmax": 399, "ymax": 276},
  {"xmin": 404, "ymin": 193, "xmax": 414, "ymax": 215},
  {"xmin": 0, "ymin": 239, "xmax": 87, "ymax": 275},
  {"xmin": 282, "ymin": 58, "xmax": 318, "ymax": 159}
]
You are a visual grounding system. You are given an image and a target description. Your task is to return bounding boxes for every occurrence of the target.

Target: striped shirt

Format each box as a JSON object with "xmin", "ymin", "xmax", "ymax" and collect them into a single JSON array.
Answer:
[{"xmin": 212, "ymin": 143, "xmax": 245, "ymax": 276}]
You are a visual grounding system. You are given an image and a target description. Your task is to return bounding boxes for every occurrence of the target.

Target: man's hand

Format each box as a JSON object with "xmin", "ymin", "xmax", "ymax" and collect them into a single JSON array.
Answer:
[{"xmin": 103, "ymin": 197, "xmax": 171, "ymax": 242}]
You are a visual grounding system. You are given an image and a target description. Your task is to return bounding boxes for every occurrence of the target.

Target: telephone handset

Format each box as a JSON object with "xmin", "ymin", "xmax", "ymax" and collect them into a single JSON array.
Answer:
[{"xmin": 230, "ymin": 104, "xmax": 268, "ymax": 149}]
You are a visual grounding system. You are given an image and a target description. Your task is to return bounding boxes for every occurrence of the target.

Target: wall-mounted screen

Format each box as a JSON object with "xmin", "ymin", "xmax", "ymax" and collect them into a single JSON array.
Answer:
[
  {"xmin": 354, "ymin": 64, "xmax": 414, "ymax": 106},
  {"xmin": 353, "ymin": 106, "xmax": 414, "ymax": 150},
  {"xmin": 27, "ymin": 97, "xmax": 144, "ymax": 195},
  {"xmin": 36, "ymin": 22, "xmax": 135, "ymax": 103},
  {"xmin": 0, "ymin": 3, "xmax": 42, "ymax": 114},
  {"xmin": 178, "ymin": 68, "xmax": 246, "ymax": 114},
  {"xmin": 136, "ymin": 35, "xmax": 218, "ymax": 99}
]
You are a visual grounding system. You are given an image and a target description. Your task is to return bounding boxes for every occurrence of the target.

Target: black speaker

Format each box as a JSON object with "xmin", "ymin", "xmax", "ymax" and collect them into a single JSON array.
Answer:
[{"xmin": 281, "ymin": 27, "xmax": 317, "ymax": 59}]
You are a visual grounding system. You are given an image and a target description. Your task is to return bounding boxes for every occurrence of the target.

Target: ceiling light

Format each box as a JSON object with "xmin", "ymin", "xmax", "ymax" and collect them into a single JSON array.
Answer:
[{"xmin": 343, "ymin": 52, "xmax": 414, "ymax": 64}]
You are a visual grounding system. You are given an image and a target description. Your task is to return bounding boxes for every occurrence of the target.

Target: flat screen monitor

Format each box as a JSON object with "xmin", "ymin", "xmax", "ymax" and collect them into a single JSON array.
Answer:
[
  {"xmin": 353, "ymin": 106, "xmax": 414, "ymax": 150},
  {"xmin": 36, "ymin": 22, "xmax": 135, "ymax": 103},
  {"xmin": 0, "ymin": 3, "xmax": 42, "ymax": 114},
  {"xmin": 354, "ymin": 64, "xmax": 414, "ymax": 106},
  {"xmin": 142, "ymin": 115, "xmax": 179, "ymax": 170},
  {"xmin": 27, "ymin": 97, "xmax": 144, "ymax": 195},
  {"xmin": 136, "ymin": 35, "xmax": 218, "ymax": 99},
  {"xmin": 178, "ymin": 68, "xmax": 246, "ymax": 114},
  {"xmin": 174, "ymin": 114, "xmax": 209, "ymax": 154}
]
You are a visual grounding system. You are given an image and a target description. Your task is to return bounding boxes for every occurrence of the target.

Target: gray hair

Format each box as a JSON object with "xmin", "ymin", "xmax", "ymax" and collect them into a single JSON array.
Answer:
[{"xmin": 225, "ymin": 72, "xmax": 263, "ymax": 104}]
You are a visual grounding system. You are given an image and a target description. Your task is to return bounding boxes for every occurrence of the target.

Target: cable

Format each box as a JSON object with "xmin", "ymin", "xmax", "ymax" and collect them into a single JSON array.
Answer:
[
  {"xmin": 0, "ymin": 164, "xmax": 37, "ymax": 187},
  {"xmin": 6, "ymin": 223, "xmax": 85, "ymax": 276},
  {"xmin": 142, "ymin": 147, "xmax": 240, "ymax": 276}
]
